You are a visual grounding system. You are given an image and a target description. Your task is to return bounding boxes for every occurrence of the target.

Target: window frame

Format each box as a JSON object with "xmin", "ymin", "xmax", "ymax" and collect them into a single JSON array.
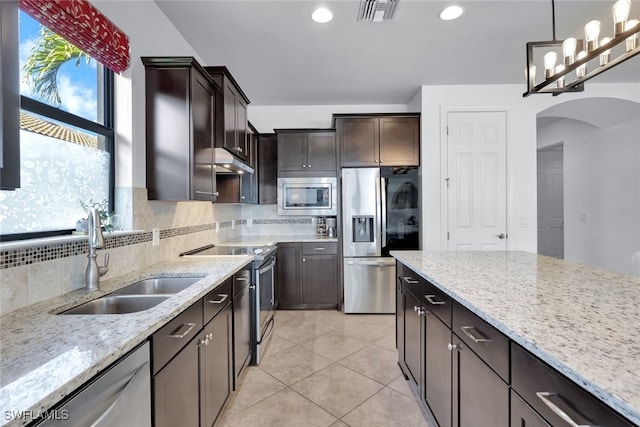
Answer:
[{"xmin": 0, "ymin": 47, "xmax": 115, "ymax": 242}]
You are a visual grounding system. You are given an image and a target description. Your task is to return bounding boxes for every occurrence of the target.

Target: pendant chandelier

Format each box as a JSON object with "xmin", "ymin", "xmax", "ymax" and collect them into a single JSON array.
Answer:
[{"xmin": 523, "ymin": 0, "xmax": 639, "ymax": 97}]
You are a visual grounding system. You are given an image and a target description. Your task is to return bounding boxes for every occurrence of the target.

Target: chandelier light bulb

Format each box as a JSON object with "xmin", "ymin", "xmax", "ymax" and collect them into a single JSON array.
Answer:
[
  {"xmin": 613, "ymin": 0, "xmax": 631, "ymax": 35},
  {"xmin": 555, "ymin": 65, "xmax": 565, "ymax": 88},
  {"xmin": 562, "ymin": 37, "xmax": 577, "ymax": 65},
  {"xmin": 585, "ymin": 20, "xmax": 601, "ymax": 52},
  {"xmin": 599, "ymin": 37, "xmax": 612, "ymax": 65},
  {"xmin": 626, "ymin": 19, "xmax": 639, "ymax": 51},
  {"xmin": 544, "ymin": 51, "xmax": 558, "ymax": 78},
  {"xmin": 576, "ymin": 51, "xmax": 588, "ymax": 77}
]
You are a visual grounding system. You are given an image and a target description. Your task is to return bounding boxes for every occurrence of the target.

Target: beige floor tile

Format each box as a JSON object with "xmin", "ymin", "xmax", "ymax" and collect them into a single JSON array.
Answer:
[
  {"xmin": 335, "ymin": 319, "xmax": 396, "ymax": 343},
  {"xmin": 259, "ymin": 345, "xmax": 333, "ymax": 385},
  {"xmin": 342, "ymin": 388, "xmax": 433, "ymax": 427},
  {"xmin": 266, "ymin": 334, "xmax": 297, "ymax": 356},
  {"xmin": 338, "ymin": 345, "xmax": 401, "ymax": 385},
  {"xmin": 355, "ymin": 314, "xmax": 396, "ymax": 328},
  {"xmin": 373, "ymin": 332, "xmax": 397, "ymax": 351},
  {"xmin": 274, "ymin": 318, "xmax": 336, "ymax": 343},
  {"xmin": 224, "ymin": 367, "xmax": 286, "ymax": 415},
  {"xmin": 300, "ymin": 330, "xmax": 369, "ymax": 361},
  {"xmin": 330, "ymin": 421, "xmax": 349, "ymax": 427},
  {"xmin": 387, "ymin": 376, "xmax": 418, "ymax": 400},
  {"xmin": 291, "ymin": 364, "xmax": 384, "ymax": 418},
  {"xmin": 226, "ymin": 388, "xmax": 337, "ymax": 427}
]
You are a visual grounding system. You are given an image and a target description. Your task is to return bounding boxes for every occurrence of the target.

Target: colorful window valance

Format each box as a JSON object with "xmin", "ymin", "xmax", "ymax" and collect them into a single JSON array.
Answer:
[{"xmin": 20, "ymin": 0, "xmax": 130, "ymax": 73}]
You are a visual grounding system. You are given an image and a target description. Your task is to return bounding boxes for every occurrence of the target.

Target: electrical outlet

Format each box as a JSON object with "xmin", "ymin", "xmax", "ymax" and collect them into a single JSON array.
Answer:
[
  {"xmin": 152, "ymin": 228, "xmax": 160, "ymax": 246},
  {"xmin": 247, "ymin": 219, "xmax": 253, "ymax": 228},
  {"xmin": 231, "ymin": 220, "xmax": 235, "ymax": 230},
  {"xmin": 215, "ymin": 222, "xmax": 220, "ymax": 233}
]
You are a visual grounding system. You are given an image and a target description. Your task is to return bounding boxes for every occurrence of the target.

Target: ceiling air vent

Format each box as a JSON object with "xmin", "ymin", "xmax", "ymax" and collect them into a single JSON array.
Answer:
[{"xmin": 357, "ymin": 0, "xmax": 400, "ymax": 22}]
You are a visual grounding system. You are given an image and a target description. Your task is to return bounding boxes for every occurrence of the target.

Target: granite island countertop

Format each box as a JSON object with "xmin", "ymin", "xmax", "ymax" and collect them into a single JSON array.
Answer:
[
  {"xmin": 0, "ymin": 255, "xmax": 252, "ymax": 427},
  {"xmin": 391, "ymin": 250, "xmax": 640, "ymax": 426}
]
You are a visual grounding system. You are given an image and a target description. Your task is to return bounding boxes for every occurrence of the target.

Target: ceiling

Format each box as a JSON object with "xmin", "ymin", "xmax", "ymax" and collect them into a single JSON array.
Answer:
[{"xmin": 154, "ymin": 0, "xmax": 640, "ymax": 106}]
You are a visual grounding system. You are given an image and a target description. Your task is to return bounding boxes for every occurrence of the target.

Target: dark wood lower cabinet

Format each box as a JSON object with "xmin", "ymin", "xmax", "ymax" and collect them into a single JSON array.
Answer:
[
  {"xmin": 301, "ymin": 254, "xmax": 337, "ymax": 306},
  {"xmin": 510, "ymin": 390, "xmax": 551, "ymax": 427},
  {"xmin": 233, "ymin": 271, "xmax": 252, "ymax": 386},
  {"xmin": 277, "ymin": 243, "xmax": 301, "ymax": 308},
  {"xmin": 425, "ymin": 313, "xmax": 452, "ymax": 427},
  {"xmin": 451, "ymin": 334, "xmax": 509, "ymax": 427},
  {"xmin": 403, "ymin": 289, "xmax": 423, "ymax": 393},
  {"xmin": 154, "ymin": 332, "xmax": 201, "ymax": 427}
]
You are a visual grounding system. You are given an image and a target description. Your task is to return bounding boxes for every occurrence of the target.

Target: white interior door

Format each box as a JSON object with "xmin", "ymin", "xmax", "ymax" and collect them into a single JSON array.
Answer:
[
  {"xmin": 446, "ymin": 111, "xmax": 507, "ymax": 251},
  {"xmin": 537, "ymin": 145, "xmax": 564, "ymax": 258}
]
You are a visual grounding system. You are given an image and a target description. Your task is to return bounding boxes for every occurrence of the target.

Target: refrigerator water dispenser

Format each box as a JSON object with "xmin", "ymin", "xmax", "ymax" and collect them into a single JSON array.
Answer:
[{"xmin": 352, "ymin": 216, "xmax": 374, "ymax": 242}]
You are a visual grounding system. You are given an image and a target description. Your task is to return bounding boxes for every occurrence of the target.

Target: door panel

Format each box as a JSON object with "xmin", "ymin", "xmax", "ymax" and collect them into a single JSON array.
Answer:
[
  {"xmin": 302, "ymin": 255, "xmax": 337, "ymax": 306},
  {"xmin": 191, "ymin": 72, "xmax": 215, "ymax": 201},
  {"xmin": 338, "ymin": 118, "xmax": 379, "ymax": 167},
  {"xmin": 277, "ymin": 243, "xmax": 301, "ymax": 308},
  {"xmin": 233, "ymin": 286, "xmax": 251, "ymax": 382},
  {"xmin": 425, "ymin": 315, "xmax": 452, "ymax": 427},
  {"xmin": 307, "ymin": 132, "xmax": 336, "ymax": 171},
  {"xmin": 403, "ymin": 291, "xmax": 423, "ymax": 391},
  {"xmin": 379, "ymin": 117, "xmax": 420, "ymax": 166},
  {"xmin": 447, "ymin": 112, "xmax": 507, "ymax": 251},
  {"xmin": 202, "ymin": 306, "xmax": 232, "ymax": 427},
  {"xmin": 277, "ymin": 133, "xmax": 306, "ymax": 172}
]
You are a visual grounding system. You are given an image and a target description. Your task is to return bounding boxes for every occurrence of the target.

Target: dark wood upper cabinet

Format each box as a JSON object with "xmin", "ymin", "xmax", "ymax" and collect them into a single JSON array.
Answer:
[
  {"xmin": 205, "ymin": 66, "xmax": 250, "ymax": 162},
  {"xmin": 142, "ymin": 57, "xmax": 218, "ymax": 201},
  {"xmin": 334, "ymin": 114, "xmax": 420, "ymax": 167},
  {"xmin": 216, "ymin": 122, "xmax": 258, "ymax": 204},
  {"xmin": 1, "ymin": 1, "xmax": 21, "ymax": 190},
  {"xmin": 276, "ymin": 129, "xmax": 337, "ymax": 176},
  {"xmin": 258, "ymin": 133, "xmax": 277, "ymax": 204}
]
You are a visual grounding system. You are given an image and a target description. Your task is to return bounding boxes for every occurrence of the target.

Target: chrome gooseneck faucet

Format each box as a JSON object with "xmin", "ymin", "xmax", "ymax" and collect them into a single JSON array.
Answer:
[{"xmin": 86, "ymin": 207, "xmax": 109, "ymax": 290}]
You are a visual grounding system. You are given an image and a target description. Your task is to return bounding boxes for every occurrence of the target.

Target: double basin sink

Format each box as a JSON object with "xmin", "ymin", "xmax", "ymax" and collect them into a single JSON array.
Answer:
[{"xmin": 60, "ymin": 277, "xmax": 204, "ymax": 315}]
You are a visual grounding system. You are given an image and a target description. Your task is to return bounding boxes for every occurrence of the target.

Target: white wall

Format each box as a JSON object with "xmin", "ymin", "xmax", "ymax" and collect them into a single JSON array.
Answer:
[
  {"xmin": 418, "ymin": 83, "xmax": 640, "ymax": 252},
  {"xmin": 248, "ymin": 104, "xmax": 411, "ymax": 133},
  {"xmin": 538, "ymin": 117, "xmax": 640, "ymax": 276}
]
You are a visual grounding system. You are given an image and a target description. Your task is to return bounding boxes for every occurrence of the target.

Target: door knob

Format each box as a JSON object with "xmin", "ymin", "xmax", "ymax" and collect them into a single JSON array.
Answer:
[{"xmin": 495, "ymin": 233, "xmax": 506, "ymax": 239}]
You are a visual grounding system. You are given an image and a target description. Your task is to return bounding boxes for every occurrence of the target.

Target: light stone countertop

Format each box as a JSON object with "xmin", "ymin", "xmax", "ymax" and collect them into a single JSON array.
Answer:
[
  {"xmin": 218, "ymin": 235, "xmax": 338, "ymax": 246},
  {"xmin": 391, "ymin": 250, "xmax": 640, "ymax": 426},
  {"xmin": 0, "ymin": 256, "xmax": 252, "ymax": 427}
]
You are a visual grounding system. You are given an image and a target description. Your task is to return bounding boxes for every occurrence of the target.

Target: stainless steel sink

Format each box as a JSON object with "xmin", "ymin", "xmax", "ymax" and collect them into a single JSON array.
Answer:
[
  {"xmin": 60, "ymin": 295, "xmax": 170, "ymax": 315},
  {"xmin": 113, "ymin": 277, "xmax": 203, "ymax": 295}
]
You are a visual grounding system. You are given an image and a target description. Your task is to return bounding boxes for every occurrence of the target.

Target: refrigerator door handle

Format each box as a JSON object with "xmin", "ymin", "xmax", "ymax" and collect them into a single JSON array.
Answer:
[
  {"xmin": 375, "ymin": 172, "xmax": 382, "ymax": 255},
  {"xmin": 380, "ymin": 177, "xmax": 387, "ymax": 250}
]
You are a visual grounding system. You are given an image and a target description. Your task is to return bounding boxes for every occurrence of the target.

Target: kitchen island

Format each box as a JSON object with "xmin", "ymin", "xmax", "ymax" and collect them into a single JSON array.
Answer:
[
  {"xmin": 0, "ymin": 256, "xmax": 252, "ymax": 427},
  {"xmin": 392, "ymin": 250, "xmax": 640, "ymax": 426}
]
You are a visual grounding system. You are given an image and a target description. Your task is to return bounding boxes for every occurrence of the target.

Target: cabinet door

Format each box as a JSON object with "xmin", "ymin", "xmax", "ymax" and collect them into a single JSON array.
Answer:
[
  {"xmin": 277, "ymin": 243, "xmax": 301, "ymax": 308},
  {"xmin": 306, "ymin": 132, "xmax": 336, "ymax": 171},
  {"xmin": 379, "ymin": 116, "xmax": 420, "ymax": 166},
  {"xmin": 236, "ymin": 98, "xmax": 248, "ymax": 161},
  {"xmin": 277, "ymin": 133, "xmax": 307, "ymax": 172},
  {"xmin": 201, "ymin": 305, "xmax": 232, "ymax": 427},
  {"xmin": 510, "ymin": 390, "xmax": 550, "ymax": 427},
  {"xmin": 222, "ymin": 83, "xmax": 237, "ymax": 154},
  {"xmin": 301, "ymin": 254, "xmax": 337, "ymax": 307},
  {"xmin": 396, "ymin": 275, "xmax": 405, "ymax": 363},
  {"xmin": 191, "ymin": 71, "xmax": 217, "ymax": 201},
  {"xmin": 154, "ymin": 332, "xmax": 201, "ymax": 427},
  {"xmin": 258, "ymin": 134, "xmax": 278, "ymax": 204},
  {"xmin": 451, "ymin": 335, "xmax": 509, "ymax": 427},
  {"xmin": 337, "ymin": 118, "xmax": 379, "ymax": 167},
  {"xmin": 233, "ymin": 284, "xmax": 251, "ymax": 383},
  {"xmin": 425, "ymin": 314, "xmax": 452, "ymax": 427},
  {"xmin": 403, "ymin": 290, "xmax": 423, "ymax": 395}
]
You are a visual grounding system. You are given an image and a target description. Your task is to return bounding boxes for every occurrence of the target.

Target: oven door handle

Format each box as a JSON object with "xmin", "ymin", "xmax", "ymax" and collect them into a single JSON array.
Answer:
[
  {"xmin": 259, "ymin": 316, "xmax": 275, "ymax": 344},
  {"xmin": 258, "ymin": 257, "xmax": 276, "ymax": 274}
]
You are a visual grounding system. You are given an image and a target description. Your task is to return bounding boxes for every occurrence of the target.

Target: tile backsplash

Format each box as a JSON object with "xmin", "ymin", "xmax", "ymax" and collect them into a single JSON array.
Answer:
[{"xmin": 0, "ymin": 187, "xmax": 316, "ymax": 315}]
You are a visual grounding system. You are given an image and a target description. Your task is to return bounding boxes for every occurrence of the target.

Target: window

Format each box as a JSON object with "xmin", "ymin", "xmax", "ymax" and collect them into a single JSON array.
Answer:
[{"xmin": 0, "ymin": 11, "xmax": 115, "ymax": 241}]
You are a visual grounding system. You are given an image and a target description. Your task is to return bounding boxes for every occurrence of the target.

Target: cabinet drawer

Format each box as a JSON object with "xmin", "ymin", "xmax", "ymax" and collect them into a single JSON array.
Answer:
[
  {"xmin": 421, "ymin": 280, "xmax": 452, "ymax": 327},
  {"xmin": 452, "ymin": 301, "xmax": 509, "ymax": 381},
  {"xmin": 301, "ymin": 242, "xmax": 337, "ymax": 255},
  {"xmin": 203, "ymin": 278, "xmax": 232, "ymax": 324},
  {"xmin": 510, "ymin": 390, "xmax": 551, "ymax": 427},
  {"xmin": 152, "ymin": 300, "xmax": 203, "ymax": 375},
  {"xmin": 511, "ymin": 343, "xmax": 634, "ymax": 427},
  {"xmin": 399, "ymin": 266, "xmax": 423, "ymax": 299},
  {"xmin": 233, "ymin": 267, "xmax": 252, "ymax": 296}
]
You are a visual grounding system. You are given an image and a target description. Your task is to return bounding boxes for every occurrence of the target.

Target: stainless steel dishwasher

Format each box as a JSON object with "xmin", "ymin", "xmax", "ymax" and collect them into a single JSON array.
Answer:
[{"xmin": 37, "ymin": 342, "xmax": 151, "ymax": 426}]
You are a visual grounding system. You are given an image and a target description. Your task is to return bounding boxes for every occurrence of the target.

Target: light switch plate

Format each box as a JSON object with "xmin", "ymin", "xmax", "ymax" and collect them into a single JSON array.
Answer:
[
  {"xmin": 247, "ymin": 219, "xmax": 253, "ymax": 228},
  {"xmin": 231, "ymin": 220, "xmax": 235, "ymax": 230},
  {"xmin": 152, "ymin": 228, "xmax": 160, "ymax": 246},
  {"xmin": 215, "ymin": 222, "xmax": 219, "ymax": 233}
]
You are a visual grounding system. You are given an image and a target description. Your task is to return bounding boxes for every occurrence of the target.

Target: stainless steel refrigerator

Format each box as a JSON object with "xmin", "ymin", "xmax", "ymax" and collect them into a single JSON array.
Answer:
[{"xmin": 342, "ymin": 167, "xmax": 420, "ymax": 313}]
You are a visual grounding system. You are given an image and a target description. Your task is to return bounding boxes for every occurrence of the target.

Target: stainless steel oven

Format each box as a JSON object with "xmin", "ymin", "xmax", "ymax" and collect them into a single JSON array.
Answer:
[{"xmin": 277, "ymin": 177, "xmax": 338, "ymax": 216}]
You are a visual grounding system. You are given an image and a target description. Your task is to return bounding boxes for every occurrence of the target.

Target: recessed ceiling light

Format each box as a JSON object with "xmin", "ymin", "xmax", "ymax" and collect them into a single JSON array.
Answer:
[
  {"xmin": 439, "ymin": 5, "xmax": 464, "ymax": 21},
  {"xmin": 312, "ymin": 7, "xmax": 333, "ymax": 23}
]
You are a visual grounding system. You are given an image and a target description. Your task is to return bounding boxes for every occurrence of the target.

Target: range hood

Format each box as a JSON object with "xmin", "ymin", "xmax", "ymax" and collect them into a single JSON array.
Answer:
[{"xmin": 214, "ymin": 148, "xmax": 254, "ymax": 174}]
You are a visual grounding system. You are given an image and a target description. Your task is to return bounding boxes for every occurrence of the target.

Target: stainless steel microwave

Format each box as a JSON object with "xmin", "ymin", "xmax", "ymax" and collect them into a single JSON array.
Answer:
[{"xmin": 277, "ymin": 177, "xmax": 337, "ymax": 216}]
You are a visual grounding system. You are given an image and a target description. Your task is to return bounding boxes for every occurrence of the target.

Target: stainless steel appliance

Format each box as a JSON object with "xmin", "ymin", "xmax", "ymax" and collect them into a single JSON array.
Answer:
[
  {"xmin": 342, "ymin": 167, "xmax": 420, "ymax": 313},
  {"xmin": 38, "ymin": 343, "xmax": 151, "ymax": 426},
  {"xmin": 180, "ymin": 244, "xmax": 277, "ymax": 364},
  {"xmin": 277, "ymin": 177, "xmax": 338, "ymax": 216}
]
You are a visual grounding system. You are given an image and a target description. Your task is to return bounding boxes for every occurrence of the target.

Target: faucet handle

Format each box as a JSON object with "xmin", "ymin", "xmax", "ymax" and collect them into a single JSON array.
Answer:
[{"xmin": 103, "ymin": 253, "xmax": 110, "ymax": 267}]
